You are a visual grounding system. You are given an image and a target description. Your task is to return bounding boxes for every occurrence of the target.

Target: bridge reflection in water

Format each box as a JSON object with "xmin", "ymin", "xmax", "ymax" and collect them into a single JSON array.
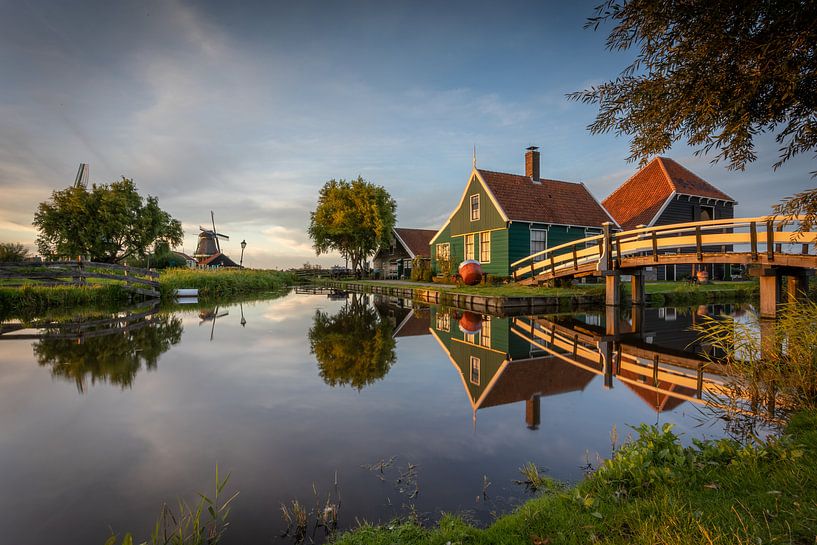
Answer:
[{"xmin": 395, "ymin": 301, "xmax": 775, "ymax": 428}]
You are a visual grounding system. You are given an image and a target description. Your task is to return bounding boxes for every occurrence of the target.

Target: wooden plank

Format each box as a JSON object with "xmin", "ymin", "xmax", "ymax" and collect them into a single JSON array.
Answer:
[
  {"xmin": 766, "ymin": 220, "xmax": 775, "ymax": 261},
  {"xmin": 750, "ymin": 222, "xmax": 758, "ymax": 260}
]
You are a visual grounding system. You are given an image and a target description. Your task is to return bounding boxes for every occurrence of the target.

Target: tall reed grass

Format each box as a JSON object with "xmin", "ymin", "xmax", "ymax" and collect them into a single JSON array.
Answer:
[{"xmin": 158, "ymin": 268, "xmax": 296, "ymax": 299}]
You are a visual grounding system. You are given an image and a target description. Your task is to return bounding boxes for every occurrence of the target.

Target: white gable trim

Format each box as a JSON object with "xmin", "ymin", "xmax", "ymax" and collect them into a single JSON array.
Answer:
[
  {"xmin": 647, "ymin": 191, "xmax": 677, "ymax": 227},
  {"xmin": 392, "ymin": 228, "xmax": 415, "ymax": 259}
]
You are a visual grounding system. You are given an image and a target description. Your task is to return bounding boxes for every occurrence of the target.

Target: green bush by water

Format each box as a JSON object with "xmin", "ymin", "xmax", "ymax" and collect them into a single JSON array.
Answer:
[{"xmin": 158, "ymin": 268, "xmax": 296, "ymax": 299}]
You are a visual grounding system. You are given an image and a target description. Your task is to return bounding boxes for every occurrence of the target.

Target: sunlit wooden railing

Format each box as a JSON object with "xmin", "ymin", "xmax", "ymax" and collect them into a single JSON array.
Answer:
[{"xmin": 511, "ymin": 215, "xmax": 817, "ymax": 282}]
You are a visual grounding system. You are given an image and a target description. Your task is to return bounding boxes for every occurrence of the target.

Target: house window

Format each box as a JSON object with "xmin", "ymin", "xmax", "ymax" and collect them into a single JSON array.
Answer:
[
  {"xmin": 470, "ymin": 194, "xmax": 480, "ymax": 221},
  {"xmin": 530, "ymin": 229, "xmax": 547, "ymax": 262},
  {"xmin": 436, "ymin": 243, "xmax": 450, "ymax": 261},
  {"xmin": 700, "ymin": 205, "xmax": 714, "ymax": 221},
  {"xmin": 470, "ymin": 356, "xmax": 480, "ymax": 385},
  {"xmin": 465, "ymin": 233, "xmax": 476, "ymax": 260},
  {"xmin": 464, "ymin": 331, "xmax": 476, "ymax": 344},
  {"xmin": 435, "ymin": 312, "xmax": 450, "ymax": 332},
  {"xmin": 479, "ymin": 231, "xmax": 491, "ymax": 263},
  {"xmin": 480, "ymin": 317, "xmax": 491, "ymax": 348}
]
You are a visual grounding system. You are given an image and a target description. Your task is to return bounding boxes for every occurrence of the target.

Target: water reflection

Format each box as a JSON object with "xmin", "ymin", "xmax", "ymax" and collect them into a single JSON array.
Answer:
[
  {"xmin": 309, "ymin": 293, "xmax": 397, "ymax": 389},
  {"xmin": 422, "ymin": 302, "xmax": 768, "ymax": 429},
  {"xmin": 28, "ymin": 307, "xmax": 183, "ymax": 392}
]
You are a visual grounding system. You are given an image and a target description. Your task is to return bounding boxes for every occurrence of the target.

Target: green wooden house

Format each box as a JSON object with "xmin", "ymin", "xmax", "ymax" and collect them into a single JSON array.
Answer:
[
  {"xmin": 430, "ymin": 147, "xmax": 617, "ymax": 277},
  {"xmin": 428, "ymin": 306, "xmax": 594, "ymax": 427}
]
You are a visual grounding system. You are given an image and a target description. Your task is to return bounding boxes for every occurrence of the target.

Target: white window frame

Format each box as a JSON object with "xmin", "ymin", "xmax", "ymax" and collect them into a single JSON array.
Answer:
[
  {"xmin": 470, "ymin": 356, "xmax": 480, "ymax": 385},
  {"xmin": 436, "ymin": 242, "xmax": 450, "ymax": 261},
  {"xmin": 700, "ymin": 205, "xmax": 715, "ymax": 221},
  {"xmin": 479, "ymin": 317, "xmax": 491, "ymax": 348},
  {"xmin": 479, "ymin": 231, "xmax": 491, "ymax": 263},
  {"xmin": 470, "ymin": 194, "xmax": 480, "ymax": 221},
  {"xmin": 530, "ymin": 228, "xmax": 547, "ymax": 262},
  {"xmin": 465, "ymin": 233, "xmax": 476, "ymax": 260},
  {"xmin": 435, "ymin": 312, "xmax": 450, "ymax": 332}
]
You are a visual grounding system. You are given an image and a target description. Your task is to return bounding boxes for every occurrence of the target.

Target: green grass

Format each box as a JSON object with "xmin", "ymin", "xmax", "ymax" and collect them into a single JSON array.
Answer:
[
  {"xmin": 331, "ymin": 279, "xmax": 757, "ymax": 303},
  {"xmin": 333, "ymin": 411, "xmax": 817, "ymax": 545},
  {"xmin": 0, "ymin": 284, "xmax": 131, "ymax": 318},
  {"xmin": 158, "ymin": 268, "xmax": 297, "ymax": 299}
]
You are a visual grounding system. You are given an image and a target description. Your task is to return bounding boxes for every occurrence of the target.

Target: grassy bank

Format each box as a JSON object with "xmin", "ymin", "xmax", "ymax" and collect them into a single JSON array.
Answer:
[
  {"xmin": 158, "ymin": 268, "xmax": 297, "ymax": 299},
  {"xmin": 335, "ymin": 411, "xmax": 817, "ymax": 545},
  {"xmin": 327, "ymin": 279, "xmax": 756, "ymax": 305},
  {"xmin": 0, "ymin": 284, "xmax": 131, "ymax": 318}
]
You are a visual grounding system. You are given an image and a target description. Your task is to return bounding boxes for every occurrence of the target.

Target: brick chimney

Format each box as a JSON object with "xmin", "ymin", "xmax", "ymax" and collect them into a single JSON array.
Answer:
[{"xmin": 525, "ymin": 146, "xmax": 540, "ymax": 180}]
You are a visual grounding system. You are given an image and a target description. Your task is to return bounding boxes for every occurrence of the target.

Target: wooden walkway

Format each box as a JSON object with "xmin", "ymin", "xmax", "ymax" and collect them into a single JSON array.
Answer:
[
  {"xmin": 511, "ymin": 215, "xmax": 817, "ymax": 317},
  {"xmin": 0, "ymin": 260, "xmax": 160, "ymax": 298}
]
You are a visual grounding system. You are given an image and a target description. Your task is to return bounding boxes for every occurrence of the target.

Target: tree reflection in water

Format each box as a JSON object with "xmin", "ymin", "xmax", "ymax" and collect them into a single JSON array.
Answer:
[
  {"xmin": 34, "ymin": 313, "xmax": 183, "ymax": 392},
  {"xmin": 309, "ymin": 294, "xmax": 396, "ymax": 389}
]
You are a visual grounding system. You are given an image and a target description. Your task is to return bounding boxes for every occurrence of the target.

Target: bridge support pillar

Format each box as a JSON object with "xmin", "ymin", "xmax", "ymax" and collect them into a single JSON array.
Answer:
[
  {"xmin": 785, "ymin": 273, "xmax": 809, "ymax": 303},
  {"xmin": 759, "ymin": 269, "xmax": 780, "ymax": 319},
  {"xmin": 599, "ymin": 341, "xmax": 614, "ymax": 389},
  {"xmin": 630, "ymin": 272, "xmax": 645, "ymax": 305},
  {"xmin": 525, "ymin": 395, "xmax": 540, "ymax": 429},
  {"xmin": 604, "ymin": 272, "xmax": 621, "ymax": 306}
]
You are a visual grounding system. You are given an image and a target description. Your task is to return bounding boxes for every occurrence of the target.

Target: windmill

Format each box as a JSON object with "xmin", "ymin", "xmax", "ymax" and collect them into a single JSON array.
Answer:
[{"xmin": 194, "ymin": 211, "xmax": 230, "ymax": 262}]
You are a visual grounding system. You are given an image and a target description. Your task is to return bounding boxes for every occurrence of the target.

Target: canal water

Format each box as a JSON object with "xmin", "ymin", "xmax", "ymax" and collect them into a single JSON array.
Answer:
[{"xmin": 0, "ymin": 290, "xmax": 767, "ymax": 544}]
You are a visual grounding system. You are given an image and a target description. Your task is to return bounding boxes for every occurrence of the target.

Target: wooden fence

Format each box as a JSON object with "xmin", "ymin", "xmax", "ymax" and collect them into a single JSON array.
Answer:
[{"xmin": 0, "ymin": 260, "xmax": 160, "ymax": 298}]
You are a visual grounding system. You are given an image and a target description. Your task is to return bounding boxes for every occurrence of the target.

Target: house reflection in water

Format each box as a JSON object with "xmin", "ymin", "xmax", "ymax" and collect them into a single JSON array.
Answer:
[
  {"xmin": 427, "ymin": 303, "xmax": 748, "ymax": 427},
  {"xmin": 428, "ymin": 307, "xmax": 595, "ymax": 429}
]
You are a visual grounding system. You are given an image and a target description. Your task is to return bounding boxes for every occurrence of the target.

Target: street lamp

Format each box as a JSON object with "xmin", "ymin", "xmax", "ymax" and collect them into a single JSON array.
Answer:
[{"xmin": 240, "ymin": 239, "xmax": 247, "ymax": 268}]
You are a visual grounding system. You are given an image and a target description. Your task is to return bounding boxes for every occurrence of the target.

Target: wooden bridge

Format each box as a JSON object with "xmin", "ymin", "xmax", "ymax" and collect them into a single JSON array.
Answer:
[
  {"xmin": 0, "ymin": 260, "xmax": 159, "ymax": 298},
  {"xmin": 511, "ymin": 215, "xmax": 816, "ymax": 318}
]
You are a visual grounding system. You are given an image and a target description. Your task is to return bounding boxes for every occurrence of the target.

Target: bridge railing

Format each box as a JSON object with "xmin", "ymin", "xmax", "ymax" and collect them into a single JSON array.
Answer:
[{"xmin": 512, "ymin": 215, "xmax": 816, "ymax": 281}]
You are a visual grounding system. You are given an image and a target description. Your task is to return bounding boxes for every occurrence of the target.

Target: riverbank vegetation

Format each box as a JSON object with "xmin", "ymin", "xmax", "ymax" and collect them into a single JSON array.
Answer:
[
  {"xmin": 158, "ymin": 268, "xmax": 296, "ymax": 299},
  {"xmin": 0, "ymin": 284, "xmax": 131, "ymax": 317},
  {"xmin": 335, "ymin": 411, "xmax": 817, "ymax": 545}
]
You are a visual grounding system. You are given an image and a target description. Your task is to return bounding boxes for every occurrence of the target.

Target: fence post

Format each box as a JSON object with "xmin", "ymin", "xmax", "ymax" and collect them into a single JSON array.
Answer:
[{"xmin": 77, "ymin": 257, "xmax": 85, "ymax": 286}]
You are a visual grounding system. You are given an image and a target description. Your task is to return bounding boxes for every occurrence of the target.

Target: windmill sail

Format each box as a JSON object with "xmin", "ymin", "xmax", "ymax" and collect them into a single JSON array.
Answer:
[{"xmin": 74, "ymin": 163, "xmax": 89, "ymax": 188}]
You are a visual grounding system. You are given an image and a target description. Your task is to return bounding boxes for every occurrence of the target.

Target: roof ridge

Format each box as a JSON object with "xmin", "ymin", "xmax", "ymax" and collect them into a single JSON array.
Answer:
[
  {"xmin": 476, "ymin": 167, "xmax": 581, "ymax": 185},
  {"xmin": 655, "ymin": 157, "xmax": 679, "ymax": 193}
]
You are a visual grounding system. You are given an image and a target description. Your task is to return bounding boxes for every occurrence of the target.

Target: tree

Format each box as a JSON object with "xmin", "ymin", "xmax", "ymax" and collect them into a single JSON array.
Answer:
[
  {"xmin": 308, "ymin": 294, "xmax": 397, "ymax": 389},
  {"xmin": 34, "ymin": 313, "xmax": 183, "ymax": 393},
  {"xmin": 0, "ymin": 242, "xmax": 30, "ymax": 262},
  {"xmin": 33, "ymin": 177, "xmax": 183, "ymax": 263},
  {"xmin": 308, "ymin": 177, "xmax": 396, "ymax": 274},
  {"xmin": 570, "ymin": 1, "xmax": 817, "ymax": 228}
]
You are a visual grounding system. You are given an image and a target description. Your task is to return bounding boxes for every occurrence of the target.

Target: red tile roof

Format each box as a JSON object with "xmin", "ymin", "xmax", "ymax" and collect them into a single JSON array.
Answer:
[
  {"xmin": 602, "ymin": 157, "xmax": 735, "ymax": 230},
  {"xmin": 479, "ymin": 356, "xmax": 594, "ymax": 409},
  {"xmin": 394, "ymin": 228, "xmax": 436, "ymax": 257},
  {"xmin": 477, "ymin": 169, "xmax": 614, "ymax": 227}
]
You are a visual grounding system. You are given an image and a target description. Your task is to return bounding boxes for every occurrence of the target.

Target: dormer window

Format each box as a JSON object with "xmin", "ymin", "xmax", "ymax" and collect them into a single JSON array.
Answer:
[{"xmin": 470, "ymin": 194, "xmax": 480, "ymax": 221}]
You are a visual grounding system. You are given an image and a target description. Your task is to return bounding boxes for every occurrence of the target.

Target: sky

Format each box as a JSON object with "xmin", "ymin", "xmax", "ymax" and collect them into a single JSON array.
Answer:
[{"xmin": 1, "ymin": 0, "xmax": 813, "ymax": 268}]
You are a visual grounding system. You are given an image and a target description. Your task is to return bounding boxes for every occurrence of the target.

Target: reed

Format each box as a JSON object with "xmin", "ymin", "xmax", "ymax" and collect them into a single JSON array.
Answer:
[{"xmin": 158, "ymin": 268, "xmax": 296, "ymax": 299}]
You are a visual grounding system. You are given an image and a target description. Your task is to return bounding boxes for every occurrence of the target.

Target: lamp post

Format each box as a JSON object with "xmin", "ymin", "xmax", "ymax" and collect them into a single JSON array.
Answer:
[{"xmin": 240, "ymin": 239, "xmax": 247, "ymax": 268}]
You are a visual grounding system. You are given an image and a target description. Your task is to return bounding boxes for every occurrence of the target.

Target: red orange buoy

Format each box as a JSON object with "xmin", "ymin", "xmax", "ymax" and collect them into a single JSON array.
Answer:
[
  {"xmin": 458, "ymin": 311, "xmax": 482, "ymax": 334},
  {"xmin": 458, "ymin": 259, "xmax": 483, "ymax": 286}
]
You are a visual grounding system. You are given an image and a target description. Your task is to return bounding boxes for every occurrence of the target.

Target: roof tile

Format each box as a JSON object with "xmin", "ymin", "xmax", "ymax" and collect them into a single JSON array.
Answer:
[
  {"xmin": 602, "ymin": 157, "xmax": 735, "ymax": 230},
  {"xmin": 477, "ymin": 169, "xmax": 613, "ymax": 227}
]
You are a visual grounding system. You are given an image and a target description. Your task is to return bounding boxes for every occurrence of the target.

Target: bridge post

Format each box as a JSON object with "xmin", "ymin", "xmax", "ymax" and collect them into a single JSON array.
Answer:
[
  {"xmin": 605, "ymin": 272, "xmax": 621, "ymax": 306},
  {"xmin": 785, "ymin": 273, "xmax": 809, "ymax": 303},
  {"xmin": 525, "ymin": 396, "xmax": 540, "ymax": 429},
  {"xmin": 630, "ymin": 271, "xmax": 645, "ymax": 305},
  {"xmin": 758, "ymin": 268, "xmax": 780, "ymax": 319}
]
